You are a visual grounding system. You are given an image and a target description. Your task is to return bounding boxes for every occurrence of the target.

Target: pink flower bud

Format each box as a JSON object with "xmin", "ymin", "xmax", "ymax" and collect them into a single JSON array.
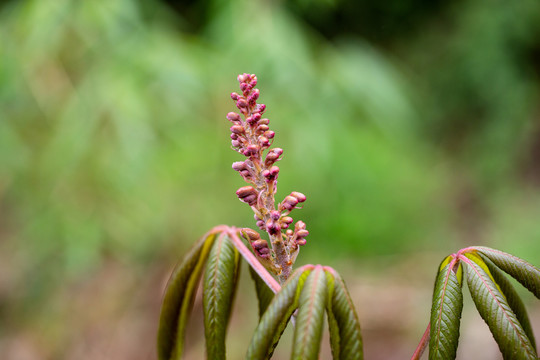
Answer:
[
  {"xmin": 256, "ymin": 104, "xmax": 266, "ymax": 114},
  {"xmin": 247, "ymin": 113, "xmax": 261, "ymax": 126},
  {"xmin": 281, "ymin": 195, "xmax": 298, "ymax": 211},
  {"xmin": 248, "ymin": 89, "xmax": 260, "ymax": 104},
  {"xmin": 242, "ymin": 228, "xmax": 261, "ymax": 241},
  {"xmin": 295, "ymin": 221, "xmax": 306, "ymax": 231},
  {"xmin": 226, "ymin": 112, "xmax": 241, "ymax": 122},
  {"xmin": 258, "ymin": 118, "xmax": 269, "ymax": 125},
  {"xmin": 269, "ymin": 166, "xmax": 279, "ymax": 176},
  {"xmin": 291, "ymin": 192, "xmax": 306, "ymax": 203},
  {"xmin": 243, "ymin": 84, "xmax": 253, "ymax": 96},
  {"xmin": 252, "ymin": 239, "xmax": 270, "ymax": 259},
  {"xmin": 266, "ymin": 219, "xmax": 281, "ymax": 235},
  {"xmin": 231, "ymin": 93, "xmax": 240, "ymax": 101},
  {"xmin": 264, "ymin": 131, "xmax": 275, "ymax": 139},
  {"xmin": 243, "ymin": 144, "xmax": 259, "ymax": 157},
  {"xmin": 270, "ymin": 210, "xmax": 280, "ymax": 220},
  {"xmin": 236, "ymin": 98, "xmax": 248, "ymax": 109},
  {"xmin": 240, "ymin": 170, "xmax": 251, "ymax": 179},
  {"xmin": 282, "ymin": 216, "xmax": 293, "ymax": 224},
  {"xmin": 264, "ymin": 148, "xmax": 283, "ymax": 166},
  {"xmin": 252, "ymin": 239, "xmax": 267, "ymax": 249},
  {"xmin": 244, "ymin": 194, "xmax": 257, "ymax": 205},
  {"xmin": 265, "ymin": 153, "xmax": 279, "ymax": 166},
  {"xmin": 257, "ymin": 124, "xmax": 269, "ymax": 133},
  {"xmin": 263, "ymin": 166, "xmax": 280, "ymax": 182},
  {"xmin": 236, "ymin": 186, "xmax": 256, "ymax": 197},
  {"xmin": 232, "ymin": 161, "xmax": 247, "ymax": 171},
  {"xmin": 230, "ymin": 125, "xmax": 245, "ymax": 134},
  {"xmin": 281, "ymin": 217, "xmax": 293, "ymax": 228},
  {"xmin": 238, "ymin": 73, "xmax": 249, "ymax": 83},
  {"xmin": 296, "ymin": 229, "xmax": 309, "ymax": 238},
  {"xmin": 259, "ymin": 136, "xmax": 270, "ymax": 147},
  {"xmin": 236, "ymin": 186, "xmax": 258, "ymax": 206},
  {"xmin": 231, "ymin": 140, "xmax": 241, "ymax": 147}
]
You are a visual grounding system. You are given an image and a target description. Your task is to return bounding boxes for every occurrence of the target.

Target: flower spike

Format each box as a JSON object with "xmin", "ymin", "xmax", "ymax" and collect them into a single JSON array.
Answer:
[{"xmin": 226, "ymin": 73, "xmax": 308, "ymax": 283}]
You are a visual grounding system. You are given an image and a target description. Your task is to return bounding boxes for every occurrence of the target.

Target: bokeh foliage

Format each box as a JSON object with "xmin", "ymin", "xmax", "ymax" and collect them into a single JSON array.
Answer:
[{"xmin": 0, "ymin": 0, "xmax": 539, "ymax": 353}]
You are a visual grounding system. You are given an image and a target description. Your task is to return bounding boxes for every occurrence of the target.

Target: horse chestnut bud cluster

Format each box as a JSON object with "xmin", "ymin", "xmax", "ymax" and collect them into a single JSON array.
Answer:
[{"xmin": 227, "ymin": 73, "xmax": 308, "ymax": 281}]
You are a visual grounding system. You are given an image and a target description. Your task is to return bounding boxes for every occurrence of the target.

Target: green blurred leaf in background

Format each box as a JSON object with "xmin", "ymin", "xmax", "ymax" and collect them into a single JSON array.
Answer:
[{"xmin": 1, "ymin": 0, "xmax": 539, "ymax": 358}]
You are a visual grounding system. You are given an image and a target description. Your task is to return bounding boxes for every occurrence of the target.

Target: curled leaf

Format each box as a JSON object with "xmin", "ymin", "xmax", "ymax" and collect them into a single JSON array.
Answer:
[
  {"xmin": 474, "ymin": 247, "xmax": 540, "ymax": 299},
  {"xmin": 325, "ymin": 268, "xmax": 363, "ymax": 360},
  {"xmin": 463, "ymin": 253, "xmax": 537, "ymax": 360},
  {"xmin": 292, "ymin": 266, "xmax": 328, "ymax": 360},
  {"xmin": 246, "ymin": 267, "xmax": 312, "ymax": 360},
  {"xmin": 157, "ymin": 233, "xmax": 217, "ymax": 360},
  {"xmin": 203, "ymin": 234, "xmax": 241, "ymax": 360},
  {"xmin": 429, "ymin": 257, "xmax": 463, "ymax": 360},
  {"xmin": 482, "ymin": 256, "xmax": 537, "ymax": 351},
  {"xmin": 325, "ymin": 271, "xmax": 340, "ymax": 359}
]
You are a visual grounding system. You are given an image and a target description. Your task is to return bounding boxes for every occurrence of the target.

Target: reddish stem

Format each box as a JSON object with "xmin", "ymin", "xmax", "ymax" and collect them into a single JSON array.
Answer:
[
  {"xmin": 223, "ymin": 226, "xmax": 281, "ymax": 294},
  {"xmin": 411, "ymin": 322, "xmax": 430, "ymax": 360}
]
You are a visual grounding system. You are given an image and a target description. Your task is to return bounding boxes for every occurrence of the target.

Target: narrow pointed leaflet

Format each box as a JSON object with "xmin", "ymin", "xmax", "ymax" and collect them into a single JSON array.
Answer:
[
  {"xmin": 325, "ymin": 271, "xmax": 341, "ymax": 359},
  {"xmin": 246, "ymin": 267, "xmax": 312, "ymax": 360},
  {"xmin": 474, "ymin": 247, "xmax": 540, "ymax": 299},
  {"xmin": 326, "ymin": 268, "xmax": 363, "ymax": 360},
  {"xmin": 157, "ymin": 233, "xmax": 217, "ymax": 360},
  {"xmin": 203, "ymin": 233, "xmax": 241, "ymax": 360},
  {"xmin": 429, "ymin": 256, "xmax": 463, "ymax": 360},
  {"xmin": 482, "ymin": 257, "xmax": 537, "ymax": 351},
  {"xmin": 291, "ymin": 266, "xmax": 328, "ymax": 360}
]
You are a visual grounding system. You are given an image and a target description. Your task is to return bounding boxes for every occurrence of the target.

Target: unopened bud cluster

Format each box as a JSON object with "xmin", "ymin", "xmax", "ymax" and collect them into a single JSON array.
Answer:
[{"xmin": 227, "ymin": 73, "xmax": 309, "ymax": 282}]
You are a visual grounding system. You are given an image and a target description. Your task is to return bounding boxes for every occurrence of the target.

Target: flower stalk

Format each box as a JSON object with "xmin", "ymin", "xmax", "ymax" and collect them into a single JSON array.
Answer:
[{"xmin": 227, "ymin": 73, "xmax": 308, "ymax": 283}]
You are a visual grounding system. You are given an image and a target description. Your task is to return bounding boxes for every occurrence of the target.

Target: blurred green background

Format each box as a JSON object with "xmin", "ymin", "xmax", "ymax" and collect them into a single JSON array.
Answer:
[{"xmin": 1, "ymin": 0, "xmax": 539, "ymax": 359}]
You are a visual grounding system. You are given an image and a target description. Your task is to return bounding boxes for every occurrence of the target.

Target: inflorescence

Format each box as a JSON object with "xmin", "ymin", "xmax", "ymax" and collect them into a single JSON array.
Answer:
[{"xmin": 227, "ymin": 73, "xmax": 308, "ymax": 283}]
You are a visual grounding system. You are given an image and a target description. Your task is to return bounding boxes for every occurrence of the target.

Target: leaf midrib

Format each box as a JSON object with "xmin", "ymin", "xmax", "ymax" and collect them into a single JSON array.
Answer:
[
  {"xmin": 433, "ymin": 264, "xmax": 455, "ymax": 355},
  {"xmin": 208, "ymin": 237, "xmax": 226, "ymax": 342},
  {"xmin": 299, "ymin": 268, "xmax": 322, "ymax": 357}
]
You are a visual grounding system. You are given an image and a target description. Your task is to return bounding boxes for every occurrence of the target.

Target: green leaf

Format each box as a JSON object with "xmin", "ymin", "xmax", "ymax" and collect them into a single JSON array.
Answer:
[
  {"xmin": 203, "ymin": 234, "xmax": 241, "ymax": 360},
  {"xmin": 249, "ymin": 266, "xmax": 275, "ymax": 319},
  {"xmin": 246, "ymin": 267, "xmax": 312, "ymax": 360},
  {"xmin": 325, "ymin": 271, "xmax": 341, "ymax": 359},
  {"xmin": 157, "ymin": 233, "xmax": 217, "ymax": 360},
  {"xmin": 473, "ymin": 247, "xmax": 540, "ymax": 299},
  {"xmin": 482, "ymin": 256, "xmax": 537, "ymax": 351},
  {"xmin": 429, "ymin": 258, "xmax": 463, "ymax": 360},
  {"xmin": 291, "ymin": 266, "xmax": 328, "ymax": 360},
  {"xmin": 327, "ymin": 269, "xmax": 363, "ymax": 360},
  {"xmin": 463, "ymin": 253, "xmax": 537, "ymax": 360}
]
